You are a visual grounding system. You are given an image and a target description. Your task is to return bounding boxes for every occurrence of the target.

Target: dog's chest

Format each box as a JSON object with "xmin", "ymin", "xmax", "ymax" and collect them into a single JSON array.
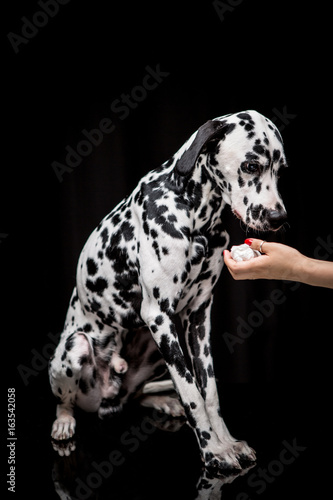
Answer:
[
  {"xmin": 176, "ymin": 241, "xmax": 224, "ymax": 312},
  {"xmin": 76, "ymin": 166, "xmax": 227, "ymax": 325}
]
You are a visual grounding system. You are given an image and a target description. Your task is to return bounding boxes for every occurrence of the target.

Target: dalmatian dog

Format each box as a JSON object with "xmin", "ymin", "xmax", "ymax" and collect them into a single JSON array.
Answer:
[{"xmin": 49, "ymin": 110, "xmax": 287, "ymax": 473}]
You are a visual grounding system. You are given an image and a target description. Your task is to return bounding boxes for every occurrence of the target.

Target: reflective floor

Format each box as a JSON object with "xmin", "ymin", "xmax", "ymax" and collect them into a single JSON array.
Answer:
[{"xmin": 13, "ymin": 383, "xmax": 328, "ymax": 499}]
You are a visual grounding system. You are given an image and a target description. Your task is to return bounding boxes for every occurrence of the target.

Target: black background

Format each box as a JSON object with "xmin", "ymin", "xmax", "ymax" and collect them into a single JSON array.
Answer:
[{"xmin": 2, "ymin": 1, "xmax": 332, "ymax": 498}]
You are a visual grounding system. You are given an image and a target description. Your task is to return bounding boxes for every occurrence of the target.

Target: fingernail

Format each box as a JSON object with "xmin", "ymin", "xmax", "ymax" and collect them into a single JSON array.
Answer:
[{"xmin": 244, "ymin": 238, "xmax": 253, "ymax": 246}]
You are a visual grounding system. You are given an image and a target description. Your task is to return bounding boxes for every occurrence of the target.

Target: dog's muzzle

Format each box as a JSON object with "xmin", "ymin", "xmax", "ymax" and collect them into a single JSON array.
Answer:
[{"xmin": 267, "ymin": 209, "xmax": 287, "ymax": 230}]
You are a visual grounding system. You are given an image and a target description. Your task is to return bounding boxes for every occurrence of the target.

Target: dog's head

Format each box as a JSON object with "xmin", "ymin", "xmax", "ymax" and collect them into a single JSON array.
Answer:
[{"xmin": 175, "ymin": 110, "xmax": 288, "ymax": 232}]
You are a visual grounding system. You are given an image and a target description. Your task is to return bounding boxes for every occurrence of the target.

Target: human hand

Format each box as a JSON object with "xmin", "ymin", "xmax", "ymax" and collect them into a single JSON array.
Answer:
[{"xmin": 223, "ymin": 238, "xmax": 304, "ymax": 281}]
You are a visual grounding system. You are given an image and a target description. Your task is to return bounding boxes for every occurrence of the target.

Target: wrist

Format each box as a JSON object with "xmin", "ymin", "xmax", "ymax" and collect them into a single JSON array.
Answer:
[{"xmin": 287, "ymin": 252, "xmax": 308, "ymax": 282}]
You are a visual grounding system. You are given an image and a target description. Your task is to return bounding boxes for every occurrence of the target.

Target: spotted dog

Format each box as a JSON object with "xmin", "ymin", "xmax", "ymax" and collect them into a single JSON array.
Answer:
[{"xmin": 49, "ymin": 110, "xmax": 287, "ymax": 473}]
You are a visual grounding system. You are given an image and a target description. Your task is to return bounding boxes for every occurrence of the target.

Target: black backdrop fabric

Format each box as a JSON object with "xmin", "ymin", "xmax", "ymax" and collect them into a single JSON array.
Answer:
[{"xmin": 2, "ymin": 0, "xmax": 332, "ymax": 498}]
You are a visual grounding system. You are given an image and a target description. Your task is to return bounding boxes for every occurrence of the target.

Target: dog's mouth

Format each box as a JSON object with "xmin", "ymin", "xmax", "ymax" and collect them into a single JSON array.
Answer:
[
  {"xmin": 232, "ymin": 207, "xmax": 287, "ymax": 232},
  {"xmin": 232, "ymin": 208, "xmax": 259, "ymax": 230},
  {"xmin": 233, "ymin": 209, "xmax": 242, "ymax": 220}
]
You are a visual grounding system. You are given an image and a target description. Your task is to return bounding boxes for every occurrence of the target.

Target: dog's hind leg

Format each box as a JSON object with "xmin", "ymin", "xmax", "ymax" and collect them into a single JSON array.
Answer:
[
  {"xmin": 139, "ymin": 394, "xmax": 185, "ymax": 417},
  {"xmin": 117, "ymin": 327, "xmax": 169, "ymax": 406},
  {"xmin": 142, "ymin": 379, "xmax": 175, "ymax": 394},
  {"xmin": 49, "ymin": 332, "xmax": 94, "ymax": 440},
  {"xmin": 140, "ymin": 379, "xmax": 185, "ymax": 417}
]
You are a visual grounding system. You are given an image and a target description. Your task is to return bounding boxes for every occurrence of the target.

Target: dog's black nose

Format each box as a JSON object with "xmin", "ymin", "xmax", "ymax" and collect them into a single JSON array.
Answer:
[{"xmin": 267, "ymin": 209, "xmax": 287, "ymax": 230}]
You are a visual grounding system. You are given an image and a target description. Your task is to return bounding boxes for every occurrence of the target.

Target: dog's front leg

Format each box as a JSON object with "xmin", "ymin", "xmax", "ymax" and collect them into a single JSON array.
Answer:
[
  {"xmin": 52, "ymin": 403, "xmax": 76, "ymax": 441},
  {"xmin": 183, "ymin": 297, "xmax": 256, "ymax": 465},
  {"xmin": 141, "ymin": 300, "xmax": 241, "ymax": 472},
  {"xmin": 182, "ymin": 297, "xmax": 233, "ymax": 441}
]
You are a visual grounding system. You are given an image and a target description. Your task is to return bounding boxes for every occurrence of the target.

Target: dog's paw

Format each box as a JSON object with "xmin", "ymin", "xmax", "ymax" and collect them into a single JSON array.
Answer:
[
  {"xmin": 111, "ymin": 354, "xmax": 128, "ymax": 374},
  {"xmin": 51, "ymin": 416, "xmax": 76, "ymax": 441},
  {"xmin": 52, "ymin": 438, "xmax": 76, "ymax": 457},
  {"xmin": 232, "ymin": 440, "xmax": 256, "ymax": 465},
  {"xmin": 161, "ymin": 396, "xmax": 185, "ymax": 417},
  {"xmin": 115, "ymin": 358, "xmax": 128, "ymax": 374},
  {"xmin": 140, "ymin": 395, "xmax": 185, "ymax": 417},
  {"xmin": 232, "ymin": 441, "xmax": 256, "ymax": 468},
  {"xmin": 204, "ymin": 448, "xmax": 242, "ymax": 477}
]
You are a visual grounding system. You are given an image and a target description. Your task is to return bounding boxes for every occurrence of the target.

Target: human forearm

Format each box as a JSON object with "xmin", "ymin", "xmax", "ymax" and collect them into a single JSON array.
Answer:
[{"xmin": 297, "ymin": 256, "xmax": 333, "ymax": 289}]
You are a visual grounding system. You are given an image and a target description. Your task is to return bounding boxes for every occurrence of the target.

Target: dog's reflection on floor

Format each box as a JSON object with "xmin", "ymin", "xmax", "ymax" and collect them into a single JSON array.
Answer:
[
  {"xmin": 194, "ymin": 466, "xmax": 255, "ymax": 500},
  {"xmin": 51, "ymin": 411, "xmax": 255, "ymax": 500}
]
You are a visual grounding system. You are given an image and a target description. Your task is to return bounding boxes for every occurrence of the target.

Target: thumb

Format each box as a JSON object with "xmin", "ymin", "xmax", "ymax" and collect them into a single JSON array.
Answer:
[{"xmin": 244, "ymin": 238, "xmax": 269, "ymax": 254}]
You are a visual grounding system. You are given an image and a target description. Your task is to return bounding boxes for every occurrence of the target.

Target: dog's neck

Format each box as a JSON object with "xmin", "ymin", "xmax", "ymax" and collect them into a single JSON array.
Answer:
[{"xmin": 175, "ymin": 159, "xmax": 227, "ymax": 234}]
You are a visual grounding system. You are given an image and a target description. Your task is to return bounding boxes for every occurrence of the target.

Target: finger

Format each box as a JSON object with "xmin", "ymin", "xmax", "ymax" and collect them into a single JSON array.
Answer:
[
  {"xmin": 223, "ymin": 250, "xmax": 254, "ymax": 278},
  {"xmin": 223, "ymin": 250, "xmax": 239, "ymax": 275},
  {"xmin": 223, "ymin": 250, "xmax": 240, "ymax": 271},
  {"xmin": 245, "ymin": 238, "xmax": 269, "ymax": 254},
  {"xmin": 223, "ymin": 249, "xmax": 232, "ymax": 266}
]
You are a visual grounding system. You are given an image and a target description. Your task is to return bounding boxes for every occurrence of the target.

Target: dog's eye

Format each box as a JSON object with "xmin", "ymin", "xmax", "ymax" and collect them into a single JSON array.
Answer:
[{"xmin": 242, "ymin": 162, "xmax": 261, "ymax": 175}]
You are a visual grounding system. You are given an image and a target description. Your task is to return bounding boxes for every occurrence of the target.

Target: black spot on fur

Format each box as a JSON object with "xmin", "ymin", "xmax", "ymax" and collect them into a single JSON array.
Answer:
[
  {"xmin": 79, "ymin": 354, "xmax": 91, "ymax": 365},
  {"xmin": 100, "ymin": 228, "xmax": 109, "ymax": 249},
  {"xmin": 160, "ymin": 298, "xmax": 170, "ymax": 314},
  {"xmin": 79, "ymin": 378, "xmax": 89, "ymax": 394},
  {"xmin": 105, "ymin": 244, "xmax": 130, "ymax": 274},
  {"xmin": 155, "ymin": 315, "xmax": 164, "ymax": 325},
  {"xmin": 238, "ymin": 175, "xmax": 245, "ymax": 188},
  {"xmin": 207, "ymin": 364, "xmax": 214, "ymax": 377},
  {"xmin": 90, "ymin": 299, "xmax": 102, "ymax": 312},
  {"xmin": 86, "ymin": 277, "xmax": 108, "ymax": 296},
  {"xmin": 273, "ymin": 149, "xmax": 281, "ymax": 163},
  {"xmin": 237, "ymin": 112, "xmax": 251, "ymax": 120},
  {"xmin": 65, "ymin": 334, "xmax": 75, "ymax": 352},
  {"xmin": 121, "ymin": 221, "xmax": 135, "ymax": 242},
  {"xmin": 183, "ymin": 403, "xmax": 197, "ymax": 428},
  {"xmin": 253, "ymin": 144, "xmax": 265, "ymax": 155},
  {"xmin": 70, "ymin": 292, "xmax": 79, "ymax": 308},
  {"xmin": 181, "ymin": 270, "xmax": 188, "ymax": 283},
  {"xmin": 159, "ymin": 334, "xmax": 192, "ymax": 381}
]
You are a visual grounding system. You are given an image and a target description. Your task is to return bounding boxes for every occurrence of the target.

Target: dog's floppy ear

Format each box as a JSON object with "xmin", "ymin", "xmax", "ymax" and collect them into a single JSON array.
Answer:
[{"xmin": 175, "ymin": 120, "xmax": 229, "ymax": 176}]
